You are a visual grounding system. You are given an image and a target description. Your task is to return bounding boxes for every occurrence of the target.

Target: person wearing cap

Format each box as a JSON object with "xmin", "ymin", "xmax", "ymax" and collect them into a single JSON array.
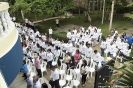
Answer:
[{"xmin": 49, "ymin": 65, "xmax": 60, "ymax": 88}]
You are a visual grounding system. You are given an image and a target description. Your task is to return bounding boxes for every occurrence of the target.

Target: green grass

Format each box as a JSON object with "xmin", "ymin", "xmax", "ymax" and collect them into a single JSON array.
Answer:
[{"xmin": 35, "ymin": 14, "xmax": 133, "ymax": 38}]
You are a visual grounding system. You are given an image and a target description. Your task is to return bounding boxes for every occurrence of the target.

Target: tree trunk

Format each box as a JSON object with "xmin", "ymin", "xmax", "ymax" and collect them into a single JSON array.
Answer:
[
  {"xmin": 21, "ymin": 10, "xmax": 24, "ymax": 20},
  {"xmin": 99, "ymin": 0, "xmax": 102, "ymax": 12},
  {"xmin": 87, "ymin": 13, "xmax": 91, "ymax": 22},
  {"xmin": 92, "ymin": 0, "xmax": 95, "ymax": 12},
  {"xmin": 109, "ymin": 0, "xmax": 115, "ymax": 31},
  {"xmin": 96, "ymin": 0, "xmax": 99, "ymax": 11},
  {"xmin": 101, "ymin": 0, "xmax": 105, "ymax": 25}
]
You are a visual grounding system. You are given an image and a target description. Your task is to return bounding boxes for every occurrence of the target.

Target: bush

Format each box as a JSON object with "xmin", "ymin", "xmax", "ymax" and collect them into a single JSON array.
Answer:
[
  {"xmin": 116, "ymin": 5, "xmax": 133, "ymax": 14},
  {"xmin": 53, "ymin": 32, "xmax": 68, "ymax": 43},
  {"xmin": 35, "ymin": 25, "xmax": 48, "ymax": 33}
]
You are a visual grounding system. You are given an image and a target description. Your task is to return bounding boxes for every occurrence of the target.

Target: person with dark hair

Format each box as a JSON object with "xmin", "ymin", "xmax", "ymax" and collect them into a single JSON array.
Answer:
[
  {"xmin": 26, "ymin": 72, "xmax": 33, "ymax": 88},
  {"xmin": 69, "ymin": 56, "xmax": 76, "ymax": 69},
  {"xmin": 80, "ymin": 60, "xmax": 88, "ymax": 86},
  {"xmin": 67, "ymin": 29, "xmax": 71, "ymax": 40},
  {"xmin": 85, "ymin": 43, "xmax": 93, "ymax": 66},
  {"xmin": 34, "ymin": 56, "xmax": 42, "ymax": 78},
  {"xmin": 74, "ymin": 49, "xmax": 81, "ymax": 63},
  {"xmin": 49, "ymin": 65, "xmax": 60, "ymax": 88},
  {"xmin": 55, "ymin": 18, "xmax": 59, "ymax": 28},
  {"xmin": 33, "ymin": 76, "xmax": 41, "ymax": 88},
  {"xmin": 71, "ymin": 32, "xmax": 76, "ymax": 47},
  {"xmin": 47, "ymin": 49, "xmax": 53, "ymax": 69},
  {"xmin": 100, "ymin": 38, "xmax": 106, "ymax": 56},
  {"xmin": 64, "ymin": 53, "xmax": 71, "ymax": 69},
  {"xmin": 92, "ymin": 50, "xmax": 100, "ymax": 70},
  {"xmin": 21, "ymin": 60, "xmax": 29, "ymax": 80},
  {"xmin": 41, "ymin": 83, "xmax": 48, "ymax": 88},
  {"xmin": 124, "ymin": 33, "xmax": 133, "ymax": 49}
]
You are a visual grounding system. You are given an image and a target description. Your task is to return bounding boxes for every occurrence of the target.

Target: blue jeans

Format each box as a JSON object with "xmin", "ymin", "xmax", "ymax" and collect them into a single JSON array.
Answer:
[
  {"xmin": 72, "ymin": 41, "xmax": 75, "ymax": 47},
  {"xmin": 95, "ymin": 62, "xmax": 99, "ymax": 70},
  {"xmin": 101, "ymin": 48, "xmax": 105, "ymax": 56}
]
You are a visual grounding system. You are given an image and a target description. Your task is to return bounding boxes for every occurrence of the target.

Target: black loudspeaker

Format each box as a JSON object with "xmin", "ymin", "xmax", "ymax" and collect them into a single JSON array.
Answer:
[{"xmin": 94, "ymin": 60, "xmax": 115, "ymax": 88}]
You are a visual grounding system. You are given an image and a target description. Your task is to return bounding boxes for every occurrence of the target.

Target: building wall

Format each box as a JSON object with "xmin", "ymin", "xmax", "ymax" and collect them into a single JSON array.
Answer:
[{"xmin": 0, "ymin": 37, "xmax": 23, "ymax": 86}]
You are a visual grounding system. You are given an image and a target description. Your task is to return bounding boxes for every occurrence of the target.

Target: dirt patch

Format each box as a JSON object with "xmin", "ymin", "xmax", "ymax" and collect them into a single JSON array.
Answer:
[{"xmin": 55, "ymin": 24, "xmax": 82, "ymax": 33}]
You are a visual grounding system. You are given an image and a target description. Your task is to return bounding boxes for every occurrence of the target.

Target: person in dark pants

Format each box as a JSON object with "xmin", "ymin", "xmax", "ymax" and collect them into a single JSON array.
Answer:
[
  {"xmin": 34, "ymin": 56, "xmax": 42, "ymax": 78},
  {"xmin": 49, "ymin": 65, "xmax": 60, "ymax": 88},
  {"xmin": 68, "ymin": 56, "xmax": 76, "ymax": 69},
  {"xmin": 80, "ymin": 60, "xmax": 88, "ymax": 87},
  {"xmin": 42, "ymin": 83, "xmax": 48, "ymax": 88},
  {"xmin": 21, "ymin": 60, "xmax": 29, "ymax": 80},
  {"xmin": 55, "ymin": 19, "xmax": 59, "ymax": 28}
]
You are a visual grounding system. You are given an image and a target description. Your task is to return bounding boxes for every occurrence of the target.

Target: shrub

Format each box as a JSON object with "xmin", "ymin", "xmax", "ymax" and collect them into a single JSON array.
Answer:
[
  {"xmin": 116, "ymin": 5, "xmax": 133, "ymax": 14},
  {"xmin": 53, "ymin": 32, "xmax": 68, "ymax": 43},
  {"xmin": 35, "ymin": 25, "xmax": 48, "ymax": 33}
]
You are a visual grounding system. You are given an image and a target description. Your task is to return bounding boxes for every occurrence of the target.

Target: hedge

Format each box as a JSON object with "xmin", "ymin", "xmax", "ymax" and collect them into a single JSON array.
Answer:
[{"xmin": 53, "ymin": 32, "xmax": 68, "ymax": 43}]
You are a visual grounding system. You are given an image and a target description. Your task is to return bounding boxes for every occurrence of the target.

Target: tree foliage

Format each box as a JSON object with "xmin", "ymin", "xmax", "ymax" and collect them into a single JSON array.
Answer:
[{"xmin": 10, "ymin": 0, "xmax": 75, "ymax": 18}]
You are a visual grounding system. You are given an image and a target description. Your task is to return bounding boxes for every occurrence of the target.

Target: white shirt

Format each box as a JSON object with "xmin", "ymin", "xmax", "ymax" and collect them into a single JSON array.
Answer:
[
  {"xmin": 42, "ymin": 35, "xmax": 46, "ymax": 41},
  {"xmin": 50, "ymin": 69, "xmax": 59, "ymax": 81},
  {"xmin": 27, "ymin": 75, "xmax": 33, "ymax": 88},
  {"xmin": 49, "ymin": 29, "xmax": 53, "ymax": 34},
  {"xmin": 81, "ymin": 66, "xmax": 88, "ymax": 74},
  {"xmin": 79, "ymin": 44, "xmax": 86, "ymax": 54},
  {"xmin": 25, "ymin": 19, "xmax": 28, "ymax": 23},
  {"xmin": 71, "ymin": 34, "xmax": 76, "ymax": 41},
  {"xmin": 27, "ymin": 51, "xmax": 31, "ymax": 58},
  {"xmin": 121, "ymin": 48, "xmax": 131, "ymax": 57},
  {"xmin": 54, "ymin": 50, "xmax": 60, "ymax": 57},
  {"xmin": 92, "ymin": 53, "xmax": 100, "ymax": 62},
  {"xmin": 85, "ymin": 47, "xmax": 93, "ymax": 57},
  {"xmin": 35, "ymin": 31, "xmax": 40, "ymax": 37},
  {"xmin": 55, "ymin": 19, "xmax": 59, "ymax": 24},
  {"xmin": 66, "ymin": 43, "xmax": 73, "ymax": 52},
  {"xmin": 46, "ymin": 52, "xmax": 53, "ymax": 61},
  {"xmin": 41, "ymin": 51, "xmax": 47, "ymax": 59},
  {"xmin": 100, "ymin": 41, "xmax": 107, "ymax": 49},
  {"xmin": 33, "ymin": 80, "xmax": 41, "ymax": 88},
  {"xmin": 30, "ymin": 34, "xmax": 35, "ymax": 40},
  {"xmin": 73, "ymin": 29, "xmax": 77, "ymax": 34},
  {"xmin": 67, "ymin": 32, "xmax": 71, "ymax": 39},
  {"xmin": 108, "ymin": 44, "xmax": 116, "ymax": 54},
  {"xmin": 23, "ymin": 47, "xmax": 27, "ymax": 54}
]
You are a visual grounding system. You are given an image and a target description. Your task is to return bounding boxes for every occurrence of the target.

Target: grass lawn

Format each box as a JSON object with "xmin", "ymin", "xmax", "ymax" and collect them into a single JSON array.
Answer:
[{"xmin": 34, "ymin": 14, "xmax": 133, "ymax": 38}]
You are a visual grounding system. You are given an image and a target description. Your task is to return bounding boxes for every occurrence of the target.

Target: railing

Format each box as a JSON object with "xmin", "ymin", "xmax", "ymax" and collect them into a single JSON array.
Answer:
[{"xmin": 0, "ymin": 2, "xmax": 12, "ymax": 36}]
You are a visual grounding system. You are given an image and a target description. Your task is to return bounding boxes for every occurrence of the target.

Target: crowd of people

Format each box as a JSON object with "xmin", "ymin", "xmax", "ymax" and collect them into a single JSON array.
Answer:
[{"xmin": 13, "ymin": 17, "xmax": 133, "ymax": 88}]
